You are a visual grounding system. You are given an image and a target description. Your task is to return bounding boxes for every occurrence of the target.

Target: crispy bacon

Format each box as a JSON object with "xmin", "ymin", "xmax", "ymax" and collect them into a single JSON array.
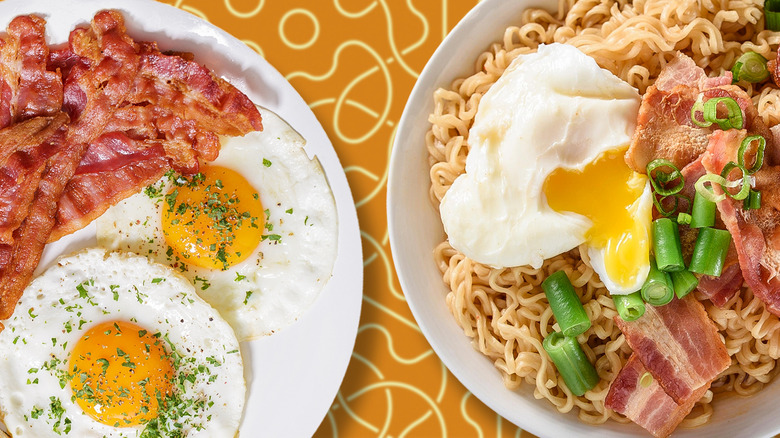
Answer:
[
  {"xmin": 0, "ymin": 11, "xmax": 142, "ymax": 320},
  {"xmin": 49, "ymin": 133, "xmax": 169, "ymax": 241},
  {"xmin": 606, "ymin": 355, "xmax": 709, "ymax": 438},
  {"xmin": 0, "ymin": 113, "xmax": 69, "ymax": 244},
  {"xmin": 614, "ymin": 294, "xmax": 730, "ymax": 404},
  {"xmin": 626, "ymin": 53, "xmax": 773, "ymax": 173},
  {"xmin": 0, "ymin": 15, "xmax": 63, "ymax": 128},
  {"xmin": 702, "ymin": 129, "xmax": 780, "ymax": 315}
]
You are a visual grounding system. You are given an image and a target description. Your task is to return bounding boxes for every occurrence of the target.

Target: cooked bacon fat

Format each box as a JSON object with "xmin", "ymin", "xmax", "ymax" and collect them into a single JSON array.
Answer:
[
  {"xmin": 606, "ymin": 355, "xmax": 709, "ymax": 438},
  {"xmin": 702, "ymin": 129, "xmax": 780, "ymax": 316},
  {"xmin": 613, "ymin": 295, "xmax": 730, "ymax": 404}
]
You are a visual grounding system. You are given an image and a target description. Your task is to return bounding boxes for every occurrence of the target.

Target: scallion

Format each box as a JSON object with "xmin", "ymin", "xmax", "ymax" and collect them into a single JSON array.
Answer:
[
  {"xmin": 690, "ymin": 94, "xmax": 711, "ymax": 128},
  {"xmin": 732, "ymin": 52, "xmax": 770, "ymax": 83},
  {"xmin": 720, "ymin": 162, "xmax": 751, "ymax": 200},
  {"xmin": 677, "ymin": 212, "xmax": 692, "ymax": 225},
  {"xmin": 653, "ymin": 193, "xmax": 681, "ymax": 217},
  {"xmin": 612, "ymin": 292, "xmax": 646, "ymax": 322},
  {"xmin": 689, "ymin": 227, "xmax": 732, "ymax": 277},
  {"xmin": 695, "ymin": 173, "xmax": 728, "ymax": 203},
  {"xmin": 542, "ymin": 271, "xmax": 591, "ymax": 338},
  {"xmin": 744, "ymin": 189, "xmax": 762, "ymax": 210},
  {"xmin": 704, "ymin": 97, "xmax": 744, "ymax": 130},
  {"xmin": 653, "ymin": 218, "xmax": 684, "ymax": 272},
  {"xmin": 670, "ymin": 270, "xmax": 699, "ymax": 299},
  {"xmin": 766, "ymin": 0, "xmax": 780, "ymax": 32},
  {"xmin": 690, "ymin": 188, "xmax": 717, "ymax": 228},
  {"xmin": 738, "ymin": 135, "xmax": 766, "ymax": 174},
  {"xmin": 641, "ymin": 258, "xmax": 674, "ymax": 306},
  {"xmin": 646, "ymin": 159, "xmax": 684, "ymax": 196},
  {"xmin": 542, "ymin": 331, "xmax": 600, "ymax": 396}
]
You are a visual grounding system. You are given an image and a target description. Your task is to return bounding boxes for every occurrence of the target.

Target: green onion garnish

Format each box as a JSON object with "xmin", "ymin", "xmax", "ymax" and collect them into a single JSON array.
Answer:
[
  {"xmin": 720, "ymin": 162, "xmax": 751, "ymax": 201},
  {"xmin": 695, "ymin": 173, "xmax": 728, "ymax": 203},
  {"xmin": 705, "ymin": 97, "xmax": 744, "ymax": 130},
  {"xmin": 653, "ymin": 218, "xmax": 685, "ymax": 272},
  {"xmin": 691, "ymin": 95, "xmax": 744, "ymax": 130},
  {"xmin": 542, "ymin": 331, "xmax": 600, "ymax": 396},
  {"xmin": 677, "ymin": 212, "xmax": 692, "ymax": 225},
  {"xmin": 612, "ymin": 292, "xmax": 646, "ymax": 322},
  {"xmin": 653, "ymin": 193, "xmax": 683, "ymax": 217},
  {"xmin": 689, "ymin": 227, "xmax": 732, "ymax": 277},
  {"xmin": 671, "ymin": 269, "xmax": 699, "ymax": 299},
  {"xmin": 690, "ymin": 188, "xmax": 717, "ymax": 228},
  {"xmin": 542, "ymin": 271, "xmax": 591, "ymax": 338},
  {"xmin": 732, "ymin": 52, "xmax": 770, "ymax": 83},
  {"xmin": 744, "ymin": 189, "xmax": 762, "ymax": 210},
  {"xmin": 641, "ymin": 258, "xmax": 675, "ymax": 306},
  {"xmin": 646, "ymin": 159, "xmax": 684, "ymax": 196},
  {"xmin": 766, "ymin": 0, "xmax": 780, "ymax": 32},
  {"xmin": 738, "ymin": 135, "xmax": 766, "ymax": 174}
]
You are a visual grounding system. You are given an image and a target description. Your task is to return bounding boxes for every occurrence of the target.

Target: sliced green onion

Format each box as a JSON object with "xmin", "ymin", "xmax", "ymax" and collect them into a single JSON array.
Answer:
[
  {"xmin": 653, "ymin": 218, "xmax": 685, "ymax": 272},
  {"xmin": 732, "ymin": 52, "xmax": 770, "ymax": 83},
  {"xmin": 677, "ymin": 212, "xmax": 692, "ymax": 225},
  {"xmin": 690, "ymin": 94, "xmax": 711, "ymax": 128},
  {"xmin": 689, "ymin": 227, "xmax": 732, "ymax": 277},
  {"xmin": 766, "ymin": 0, "xmax": 780, "ymax": 32},
  {"xmin": 646, "ymin": 159, "xmax": 684, "ymax": 196},
  {"xmin": 542, "ymin": 331, "xmax": 600, "ymax": 396},
  {"xmin": 612, "ymin": 292, "xmax": 646, "ymax": 322},
  {"xmin": 690, "ymin": 189, "xmax": 717, "ymax": 228},
  {"xmin": 703, "ymin": 97, "xmax": 743, "ymax": 130},
  {"xmin": 738, "ymin": 135, "xmax": 766, "ymax": 174},
  {"xmin": 641, "ymin": 258, "xmax": 675, "ymax": 306},
  {"xmin": 744, "ymin": 189, "xmax": 762, "ymax": 210},
  {"xmin": 653, "ymin": 193, "xmax": 680, "ymax": 217},
  {"xmin": 671, "ymin": 270, "xmax": 699, "ymax": 299},
  {"xmin": 695, "ymin": 173, "xmax": 728, "ymax": 203},
  {"xmin": 639, "ymin": 372, "xmax": 654, "ymax": 388},
  {"xmin": 720, "ymin": 162, "xmax": 751, "ymax": 200},
  {"xmin": 542, "ymin": 271, "xmax": 591, "ymax": 338}
]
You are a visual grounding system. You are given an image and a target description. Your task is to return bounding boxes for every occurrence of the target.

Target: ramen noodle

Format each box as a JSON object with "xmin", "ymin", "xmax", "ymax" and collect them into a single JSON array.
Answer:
[{"xmin": 427, "ymin": 0, "xmax": 780, "ymax": 427}]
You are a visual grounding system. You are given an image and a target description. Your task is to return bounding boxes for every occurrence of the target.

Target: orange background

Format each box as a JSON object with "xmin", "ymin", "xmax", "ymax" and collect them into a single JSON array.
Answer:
[{"xmin": 155, "ymin": 0, "xmax": 535, "ymax": 436}]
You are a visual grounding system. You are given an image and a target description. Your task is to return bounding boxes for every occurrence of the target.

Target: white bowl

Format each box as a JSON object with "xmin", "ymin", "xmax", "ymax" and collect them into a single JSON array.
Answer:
[{"xmin": 387, "ymin": 0, "xmax": 779, "ymax": 436}]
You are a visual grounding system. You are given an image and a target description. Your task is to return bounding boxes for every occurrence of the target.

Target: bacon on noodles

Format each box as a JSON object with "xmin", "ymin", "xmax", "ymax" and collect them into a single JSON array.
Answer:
[
  {"xmin": 625, "ymin": 52, "xmax": 774, "ymax": 173},
  {"xmin": 702, "ymin": 129, "xmax": 780, "ymax": 316},
  {"xmin": 613, "ymin": 294, "xmax": 730, "ymax": 404},
  {"xmin": 606, "ymin": 355, "xmax": 709, "ymax": 438}
]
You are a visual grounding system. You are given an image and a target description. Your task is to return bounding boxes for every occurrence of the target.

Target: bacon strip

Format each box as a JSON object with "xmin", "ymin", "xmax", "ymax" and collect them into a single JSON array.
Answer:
[
  {"xmin": 49, "ymin": 133, "xmax": 169, "ymax": 242},
  {"xmin": 0, "ymin": 11, "xmax": 142, "ymax": 320},
  {"xmin": 626, "ymin": 53, "xmax": 773, "ymax": 173},
  {"xmin": 0, "ymin": 113, "xmax": 69, "ymax": 244},
  {"xmin": 702, "ymin": 129, "xmax": 780, "ymax": 315},
  {"xmin": 606, "ymin": 355, "xmax": 709, "ymax": 438},
  {"xmin": 0, "ymin": 15, "xmax": 63, "ymax": 128},
  {"xmin": 614, "ymin": 294, "xmax": 730, "ymax": 403}
]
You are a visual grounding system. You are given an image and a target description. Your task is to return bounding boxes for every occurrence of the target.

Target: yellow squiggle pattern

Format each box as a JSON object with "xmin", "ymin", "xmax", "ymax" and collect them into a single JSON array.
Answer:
[{"xmin": 158, "ymin": 0, "xmax": 530, "ymax": 436}]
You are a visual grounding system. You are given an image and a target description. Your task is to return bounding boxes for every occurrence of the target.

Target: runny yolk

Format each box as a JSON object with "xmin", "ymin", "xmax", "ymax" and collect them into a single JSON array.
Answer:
[
  {"xmin": 543, "ymin": 148, "xmax": 649, "ymax": 289},
  {"xmin": 162, "ymin": 165, "xmax": 264, "ymax": 270},
  {"xmin": 68, "ymin": 320, "xmax": 174, "ymax": 427}
]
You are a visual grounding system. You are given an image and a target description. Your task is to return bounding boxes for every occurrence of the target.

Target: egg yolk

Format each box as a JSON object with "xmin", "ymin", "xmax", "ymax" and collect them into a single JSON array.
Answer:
[
  {"xmin": 543, "ymin": 148, "xmax": 649, "ymax": 289},
  {"xmin": 68, "ymin": 320, "xmax": 174, "ymax": 427},
  {"xmin": 162, "ymin": 165, "xmax": 264, "ymax": 270}
]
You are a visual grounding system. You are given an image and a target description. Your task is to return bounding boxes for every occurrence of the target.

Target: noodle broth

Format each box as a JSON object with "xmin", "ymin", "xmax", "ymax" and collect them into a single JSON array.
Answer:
[{"xmin": 388, "ymin": 0, "xmax": 780, "ymax": 436}]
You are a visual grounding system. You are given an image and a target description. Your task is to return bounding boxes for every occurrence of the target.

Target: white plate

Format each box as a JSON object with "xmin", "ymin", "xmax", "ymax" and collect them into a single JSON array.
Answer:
[
  {"xmin": 387, "ymin": 0, "xmax": 779, "ymax": 437},
  {"xmin": 0, "ymin": 1, "xmax": 363, "ymax": 436}
]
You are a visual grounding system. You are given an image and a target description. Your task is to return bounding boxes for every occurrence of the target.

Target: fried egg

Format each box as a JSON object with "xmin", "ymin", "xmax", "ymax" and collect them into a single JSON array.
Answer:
[
  {"xmin": 0, "ymin": 248, "xmax": 245, "ymax": 437},
  {"xmin": 96, "ymin": 107, "xmax": 338, "ymax": 340},
  {"xmin": 439, "ymin": 43, "xmax": 650, "ymax": 295}
]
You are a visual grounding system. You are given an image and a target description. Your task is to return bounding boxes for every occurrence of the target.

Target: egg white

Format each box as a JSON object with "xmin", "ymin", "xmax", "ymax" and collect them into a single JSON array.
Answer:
[
  {"xmin": 96, "ymin": 107, "xmax": 338, "ymax": 341},
  {"xmin": 0, "ymin": 248, "xmax": 245, "ymax": 438}
]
